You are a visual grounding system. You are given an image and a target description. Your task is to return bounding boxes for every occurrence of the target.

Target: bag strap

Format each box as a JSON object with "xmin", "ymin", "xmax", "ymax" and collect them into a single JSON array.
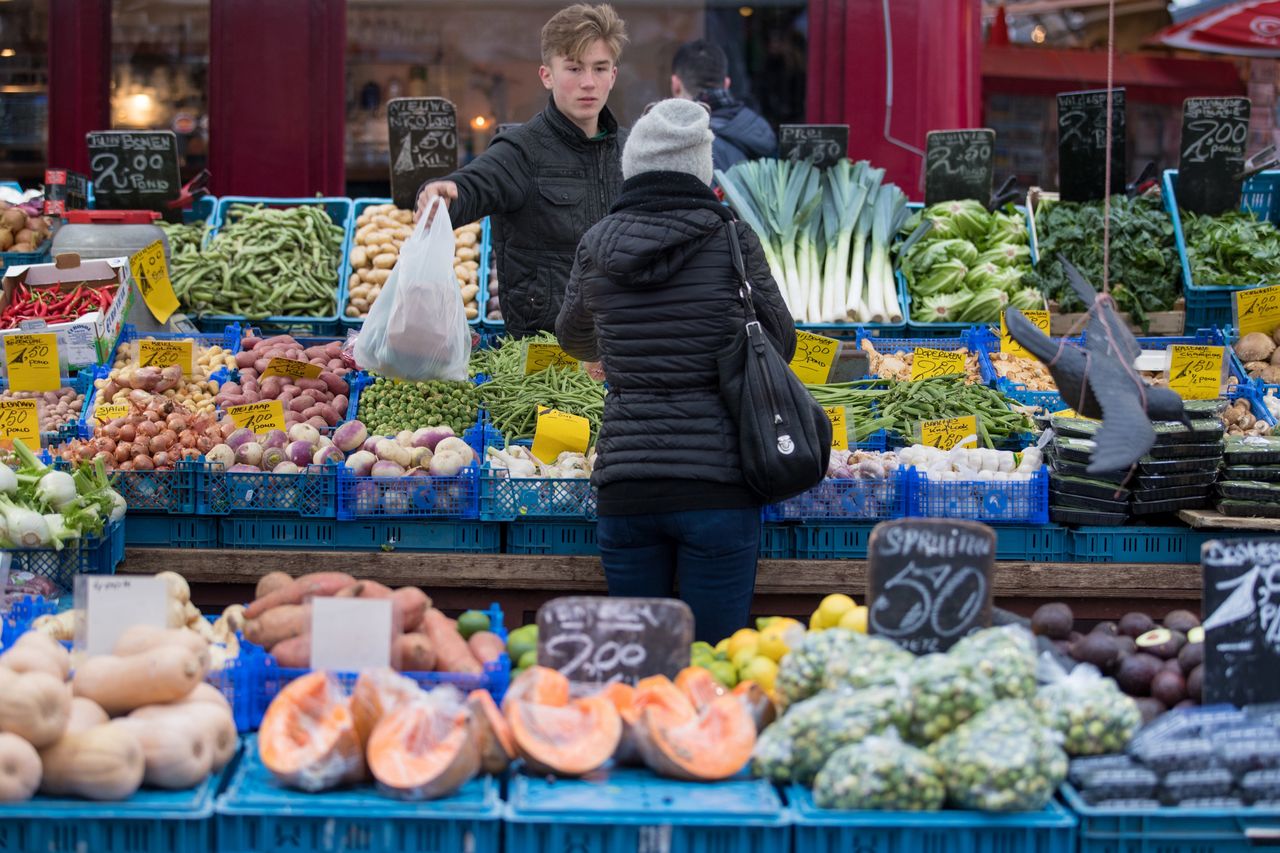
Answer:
[{"xmin": 724, "ymin": 221, "xmax": 760, "ymax": 324}]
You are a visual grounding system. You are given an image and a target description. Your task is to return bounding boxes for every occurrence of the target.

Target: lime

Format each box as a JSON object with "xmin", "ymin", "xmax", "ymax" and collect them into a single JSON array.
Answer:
[
  {"xmin": 707, "ymin": 660, "xmax": 738, "ymax": 689},
  {"xmin": 518, "ymin": 649, "xmax": 538, "ymax": 669},
  {"xmin": 457, "ymin": 610, "xmax": 490, "ymax": 640}
]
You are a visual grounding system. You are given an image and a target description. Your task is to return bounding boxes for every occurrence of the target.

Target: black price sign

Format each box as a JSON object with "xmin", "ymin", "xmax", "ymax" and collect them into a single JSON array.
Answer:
[
  {"xmin": 1057, "ymin": 89, "xmax": 1126, "ymax": 202},
  {"xmin": 536, "ymin": 596, "xmax": 693, "ymax": 685},
  {"xmin": 388, "ymin": 97, "xmax": 459, "ymax": 212},
  {"xmin": 779, "ymin": 125, "xmax": 849, "ymax": 170},
  {"xmin": 1178, "ymin": 97, "xmax": 1251, "ymax": 216},
  {"xmin": 1202, "ymin": 537, "xmax": 1280, "ymax": 707},
  {"xmin": 86, "ymin": 131, "xmax": 181, "ymax": 211},
  {"xmin": 867, "ymin": 518, "xmax": 995, "ymax": 654},
  {"xmin": 925, "ymin": 129, "xmax": 996, "ymax": 206}
]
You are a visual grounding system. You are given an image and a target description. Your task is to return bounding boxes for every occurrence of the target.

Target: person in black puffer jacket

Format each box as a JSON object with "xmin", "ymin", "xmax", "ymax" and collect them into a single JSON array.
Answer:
[{"xmin": 556, "ymin": 98, "xmax": 796, "ymax": 643}]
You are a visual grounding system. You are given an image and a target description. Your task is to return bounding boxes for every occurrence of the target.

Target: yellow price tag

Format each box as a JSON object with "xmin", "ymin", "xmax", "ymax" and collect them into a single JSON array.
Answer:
[
  {"xmin": 1235, "ymin": 284, "xmax": 1280, "ymax": 337},
  {"xmin": 1167, "ymin": 345, "xmax": 1224, "ymax": 401},
  {"xmin": 910, "ymin": 347, "xmax": 967, "ymax": 380},
  {"xmin": 129, "ymin": 240, "xmax": 180, "ymax": 324},
  {"xmin": 5, "ymin": 333, "xmax": 60, "ymax": 392},
  {"xmin": 262, "ymin": 358, "xmax": 323, "ymax": 380},
  {"xmin": 94, "ymin": 403, "xmax": 131, "ymax": 423},
  {"xmin": 920, "ymin": 415, "xmax": 979, "ymax": 451},
  {"xmin": 789, "ymin": 331, "xmax": 840, "ymax": 385},
  {"xmin": 225, "ymin": 400, "xmax": 287, "ymax": 435},
  {"xmin": 1053, "ymin": 408, "xmax": 1082, "ymax": 419},
  {"xmin": 0, "ymin": 399, "xmax": 39, "ymax": 448},
  {"xmin": 138, "ymin": 339, "xmax": 193, "ymax": 374},
  {"xmin": 531, "ymin": 407, "xmax": 591, "ymax": 464},
  {"xmin": 1000, "ymin": 309, "xmax": 1050, "ymax": 359},
  {"xmin": 824, "ymin": 406, "xmax": 848, "ymax": 451},
  {"xmin": 523, "ymin": 343, "xmax": 579, "ymax": 375}
]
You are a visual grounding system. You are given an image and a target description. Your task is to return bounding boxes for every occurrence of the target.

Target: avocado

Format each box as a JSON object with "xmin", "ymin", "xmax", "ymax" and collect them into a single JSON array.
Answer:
[
  {"xmin": 1031, "ymin": 602, "xmax": 1074, "ymax": 640},
  {"xmin": 1178, "ymin": 642, "xmax": 1204, "ymax": 675},
  {"xmin": 1163, "ymin": 609, "xmax": 1201, "ymax": 634},
  {"xmin": 1114, "ymin": 635, "xmax": 1137, "ymax": 658},
  {"xmin": 1136, "ymin": 628, "xmax": 1187, "ymax": 660},
  {"xmin": 1151, "ymin": 669, "xmax": 1187, "ymax": 707},
  {"xmin": 1091, "ymin": 621, "xmax": 1119, "ymax": 637},
  {"xmin": 1187, "ymin": 664, "xmax": 1203, "ymax": 702},
  {"xmin": 1116, "ymin": 653, "xmax": 1163, "ymax": 696},
  {"xmin": 1072, "ymin": 632, "xmax": 1121, "ymax": 672},
  {"xmin": 1119, "ymin": 611, "xmax": 1156, "ymax": 638},
  {"xmin": 1134, "ymin": 697, "xmax": 1167, "ymax": 725}
]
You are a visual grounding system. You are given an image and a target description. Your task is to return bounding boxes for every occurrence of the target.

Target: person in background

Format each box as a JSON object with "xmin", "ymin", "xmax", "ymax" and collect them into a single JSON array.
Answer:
[
  {"xmin": 555, "ymin": 99, "xmax": 796, "ymax": 643},
  {"xmin": 415, "ymin": 4, "xmax": 628, "ymax": 340},
  {"xmin": 670, "ymin": 40, "xmax": 776, "ymax": 173}
]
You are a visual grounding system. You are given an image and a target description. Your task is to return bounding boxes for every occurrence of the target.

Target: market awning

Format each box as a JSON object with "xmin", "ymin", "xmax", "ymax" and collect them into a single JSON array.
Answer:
[{"xmin": 1151, "ymin": 0, "xmax": 1280, "ymax": 57}]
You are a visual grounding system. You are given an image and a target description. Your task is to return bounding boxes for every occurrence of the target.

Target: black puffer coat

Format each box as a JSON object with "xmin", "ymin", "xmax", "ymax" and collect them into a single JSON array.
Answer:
[
  {"xmin": 555, "ymin": 171, "xmax": 796, "ymax": 515},
  {"xmin": 444, "ymin": 98, "xmax": 626, "ymax": 338}
]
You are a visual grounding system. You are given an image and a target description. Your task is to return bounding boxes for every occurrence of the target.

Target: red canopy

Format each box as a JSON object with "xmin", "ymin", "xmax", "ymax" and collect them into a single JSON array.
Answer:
[{"xmin": 1153, "ymin": 0, "xmax": 1280, "ymax": 57}]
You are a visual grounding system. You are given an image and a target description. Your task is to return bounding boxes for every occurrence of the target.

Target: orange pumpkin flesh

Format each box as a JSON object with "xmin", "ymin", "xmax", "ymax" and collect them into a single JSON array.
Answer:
[
  {"xmin": 501, "ymin": 666, "xmax": 570, "ymax": 712},
  {"xmin": 367, "ymin": 700, "xmax": 480, "ymax": 800},
  {"xmin": 638, "ymin": 694, "xmax": 756, "ymax": 782},
  {"xmin": 675, "ymin": 667, "xmax": 725, "ymax": 711},
  {"xmin": 258, "ymin": 672, "xmax": 364, "ymax": 791},
  {"xmin": 352, "ymin": 668, "xmax": 420, "ymax": 748},
  {"xmin": 616, "ymin": 677, "xmax": 696, "ymax": 766},
  {"xmin": 467, "ymin": 689, "xmax": 515, "ymax": 774},
  {"xmin": 732, "ymin": 681, "xmax": 777, "ymax": 732},
  {"xmin": 507, "ymin": 694, "xmax": 622, "ymax": 777}
]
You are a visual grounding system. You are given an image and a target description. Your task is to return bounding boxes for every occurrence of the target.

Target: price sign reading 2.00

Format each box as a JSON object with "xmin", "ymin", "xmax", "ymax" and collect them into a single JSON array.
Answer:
[{"xmin": 789, "ymin": 331, "xmax": 839, "ymax": 384}]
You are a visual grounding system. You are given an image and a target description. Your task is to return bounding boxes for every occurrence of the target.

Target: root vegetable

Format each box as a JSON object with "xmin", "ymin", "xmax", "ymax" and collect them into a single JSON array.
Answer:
[
  {"xmin": 243, "ymin": 604, "xmax": 311, "ymax": 648},
  {"xmin": 422, "ymin": 608, "xmax": 482, "ymax": 674},
  {"xmin": 73, "ymin": 647, "xmax": 206, "ymax": 715},
  {"xmin": 245, "ymin": 571, "xmax": 355, "ymax": 618}
]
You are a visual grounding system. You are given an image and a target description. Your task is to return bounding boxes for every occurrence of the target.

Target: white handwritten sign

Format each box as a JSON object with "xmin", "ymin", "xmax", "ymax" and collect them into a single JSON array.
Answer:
[
  {"xmin": 309, "ymin": 597, "xmax": 394, "ymax": 672},
  {"xmin": 1201, "ymin": 537, "xmax": 1280, "ymax": 706},
  {"xmin": 75, "ymin": 575, "xmax": 169, "ymax": 656},
  {"xmin": 536, "ymin": 596, "xmax": 693, "ymax": 685}
]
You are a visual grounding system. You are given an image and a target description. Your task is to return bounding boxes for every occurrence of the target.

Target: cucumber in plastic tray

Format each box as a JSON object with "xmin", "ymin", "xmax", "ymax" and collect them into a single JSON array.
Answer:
[
  {"xmin": 1051, "ymin": 474, "xmax": 1132, "ymax": 501},
  {"xmin": 1219, "ymin": 500, "xmax": 1280, "ymax": 519},
  {"xmin": 1225, "ymin": 435, "xmax": 1280, "ymax": 466},
  {"xmin": 1131, "ymin": 495, "xmax": 1212, "ymax": 516},
  {"xmin": 1051, "ymin": 490, "xmax": 1130, "ymax": 513},
  {"xmin": 1218, "ymin": 480, "xmax": 1280, "ymax": 503},
  {"xmin": 1053, "ymin": 436, "xmax": 1098, "ymax": 465},
  {"xmin": 1223, "ymin": 465, "xmax": 1280, "ymax": 483},
  {"xmin": 1138, "ymin": 456, "xmax": 1223, "ymax": 475},
  {"xmin": 1133, "ymin": 484, "xmax": 1214, "ymax": 503},
  {"xmin": 1050, "ymin": 506, "xmax": 1129, "ymax": 526},
  {"xmin": 1047, "ymin": 456, "xmax": 1129, "ymax": 484},
  {"xmin": 1052, "ymin": 415, "xmax": 1222, "ymax": 445},
  {"xmin": 1144, "ymin": 441, "xmax": 1224, "ymax": 460},
  {"xmin": 1135, "ymin": 470, "xmax": 1220, "ymax": 489}
]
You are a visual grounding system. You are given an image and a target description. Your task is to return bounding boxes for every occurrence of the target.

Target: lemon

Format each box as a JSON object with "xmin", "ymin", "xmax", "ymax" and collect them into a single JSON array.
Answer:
[
  {"xmin": 726, "ymin": 628, "xmax": 759, "ymax": 660},
  {"xmin": 731, "ymin": 647, "xmax": 758, "ymax": 671},
  {"xmin": 713, "ymin": 638, "xmax": 731, "ymax": 659},
  {"xmin": 757, "ymin": 624, "xmax": 790, "ymax": 662},
  {"xmin": 809, "ymin": 611, "xmax": 824, "ymax": 631},
  {"xmin": 838, "ymin": 605, "xmax": 869, "ymax": 634},
  {"xmin": 818, "ymin": 594, "xmax": 857, "ymax": 628},
  {"xmin": 739, "ymin": 656, "xmax": 779, "ymax": 692}
]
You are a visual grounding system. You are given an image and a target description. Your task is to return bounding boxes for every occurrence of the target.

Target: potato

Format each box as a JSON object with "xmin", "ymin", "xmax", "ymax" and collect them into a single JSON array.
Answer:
[
  {"xmin": 372, "ymin": 253, "xmax": 397, "ymax": 269},
  {"xmin": 350, "ymin": 246, "xmax": 367, "ymax": 268}
]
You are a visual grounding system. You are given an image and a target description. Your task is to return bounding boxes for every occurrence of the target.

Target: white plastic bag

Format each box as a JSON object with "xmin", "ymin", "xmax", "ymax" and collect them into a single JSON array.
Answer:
[{"xmin": 354, "ymin": 199, "xmax": 471, "ymax": 381}]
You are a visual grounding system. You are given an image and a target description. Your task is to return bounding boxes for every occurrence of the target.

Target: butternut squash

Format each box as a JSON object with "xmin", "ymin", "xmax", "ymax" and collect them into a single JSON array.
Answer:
[
  {"xmin": 0, "ymin": 645, "xmax": 64, "ymax": 679},
  {"xmin": 113, "ymin": 625, "xmax": 211, "ymax": 672},
  {"xmin": 0, "ymin": 669, "xmax": 70, "ymax": 747},
  {"xmin": 0, "ymin": 732, "xmax": 40, "ymax": 803},
  {"xmin": 39, "ymin": 722, "xmax": 144, "ymax": 801},
  {"xmin": 73, "ymin": 647, "xmax": 205, "ymax": 716},
  {"xmin": 156, "ymin": 571, "xmax": 191, "ymax": 604},
  {"xmin": 170, "ymin": 682, "xmax": 233, "ymax": 713},
  {"xmin": 115, "ymin": 716, "xmax": 212, "ymax": 790},
  {"xmin": 166, "ymin": 598, "xmax": 187, "ymax": 629},
  {"xmin": 67, "ymin": 697, "xmax": 109, "ymax": 733},
  {"xmin": 9, "ymin": 631, "xmax": 71, "ymax": 678},
  {"xmin": 132, "ymin": 703, "xmax": 236, "ymax": 771}
]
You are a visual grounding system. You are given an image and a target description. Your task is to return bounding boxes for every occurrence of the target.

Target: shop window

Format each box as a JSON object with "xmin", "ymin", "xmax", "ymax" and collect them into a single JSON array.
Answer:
[{"xmin": 0, "ymin": 0, "xmax": 49, "ymax": 189}]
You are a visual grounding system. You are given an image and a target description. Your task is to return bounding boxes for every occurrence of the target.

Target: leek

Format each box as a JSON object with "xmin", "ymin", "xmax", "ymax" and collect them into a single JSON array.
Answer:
[
  {"xmin": 846, "ymin": 168, "xmax": 884, "ymax": 320},
  {"xmin": 866, "ymin": 184, "xmax": 906, "ymax": 323}
]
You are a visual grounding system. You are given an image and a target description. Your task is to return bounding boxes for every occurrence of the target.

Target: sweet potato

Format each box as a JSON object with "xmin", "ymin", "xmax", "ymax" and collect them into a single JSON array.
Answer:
[
  {"xmin": 467, "ymin": 631, "xmax": 505, "ymax": 665},
  {"xmin": 245, "ymin": 572, "xmax": 354, "ymax": 619},
  {"xmin": 392, "ymin": 587, "xmax": 430, "ymax": 632},
  {"xmin": 334, "ymin": 580, "xmax": 393, "ymax": 600},
  {"xmin": 422, "ymin": 609, "xmax": 481, "ymax": 674},
  {"xmin": 255, "ymin": 571, "xmax": 293, "ymax": 601},
  {"xmin": 392, "ymin": 633, "xmax": 436, "ymax": 672},
  {"xmin": 270, "ymin": 634, "xmax": 312, "ymax": 668},
  {"xmin": 243, "ymin": 604, "xmax": 310, "ymax": 649}
]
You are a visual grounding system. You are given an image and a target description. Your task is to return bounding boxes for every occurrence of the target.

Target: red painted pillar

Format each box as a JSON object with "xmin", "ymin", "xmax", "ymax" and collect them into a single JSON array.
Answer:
[
  {"xmin": 209, "ymin": 0, "xmax": 346, "ymax": 196},
  {"xmin": 47, "ymin": 0, "xmax": 112, "ymax": 173},
  {"xmin": 808, "ymin": 0, "xmax": 982, "ymax": 198}
]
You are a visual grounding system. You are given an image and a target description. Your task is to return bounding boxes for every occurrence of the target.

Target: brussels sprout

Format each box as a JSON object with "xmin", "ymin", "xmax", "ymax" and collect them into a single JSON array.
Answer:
[{"xmin": 814, "ymin": 735, "xmax": 946, "ymax": 811}]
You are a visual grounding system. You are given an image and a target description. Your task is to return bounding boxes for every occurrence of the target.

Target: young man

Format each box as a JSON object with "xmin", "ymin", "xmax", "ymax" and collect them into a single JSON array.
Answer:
[
  {"xmin": 416, "ymin": 4, "xmax": 628, "ymax": 339},
  {"xmin": 671, "ymin": 40, "xmax": 775, "ymax": 173}
]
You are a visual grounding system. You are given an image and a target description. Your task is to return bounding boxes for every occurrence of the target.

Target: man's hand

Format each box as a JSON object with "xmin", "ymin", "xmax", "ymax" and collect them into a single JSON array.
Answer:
[
  {"xmin": 414, "ymin": 181, "xmax": 459, "ymax": 224},
  {"xmin": 583, "ymin": 361, "xmax": 606, "ymax": 382}
]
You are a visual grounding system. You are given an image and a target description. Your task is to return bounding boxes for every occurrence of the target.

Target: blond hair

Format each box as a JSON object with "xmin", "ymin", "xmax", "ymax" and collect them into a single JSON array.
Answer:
[{"xmin": 541, "ymin": 4, "xmax": 628, "ymax": 65}]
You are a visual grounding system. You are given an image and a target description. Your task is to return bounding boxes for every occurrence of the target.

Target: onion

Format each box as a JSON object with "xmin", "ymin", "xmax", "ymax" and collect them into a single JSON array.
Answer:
[
  {"xmin": 236, "ymin": 442, "xmax": 264, "ymax": 467},
  {"xmin": 102, "ymin": 423, "xmax": 121, "ymax": 440},
  {"xmin": 371, "ymin": 460, "xmax": 405, "ymax": 478},
  {"xmin": 226, "ymin": 428, "xmax": 254, "ymax": 450},
  {"xmin": 344, "ymin": 450, "xmax": 377, "ymax": 477},
  {"xmin": 196, "ymin": 435, "xmax": 215, "ymax": 454},
  {"xmin": 133, "ymin": 454, "xmax": 155, "ymax": 471},
  {"xmin": 286, "ymin": 440, "xmax": 314, "ymax": 468},
  {"xmin": 150, "ymin": 431, "xmax": 175, "ymax": 452},
  {"xmin": 119, "ymin": 423, "xmax": 136, "ymax": 442},
  {"xmin": 332, "ymin": 420, "xmax": 368, "ymax": 453},
  {"xmin": 261, "ymin": 429, "xmax": 288, "ymax": 450},
  {"xmin": 152, "ymin": 451, "xmax": 172, "ymax": 469}
]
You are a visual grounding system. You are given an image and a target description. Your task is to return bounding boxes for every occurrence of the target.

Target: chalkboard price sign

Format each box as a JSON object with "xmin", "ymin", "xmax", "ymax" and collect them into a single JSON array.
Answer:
[
  {"xmin": 388, "ymin": 97, "xmax": 459, "ymax": 211},
  {"xmin": 1178, "ymin": 97, "xmax": 1251, "ymax": 217},
  {"xmin": 1201, "ymin": 537, "xmax": 1280, "ymax": 707},
  {"xmin": 925, "ymin": 129, "xmax": 996, "ymax": 206},
  {"xmin": 867, "ymin": 518, "xmax": 995, "ymax": 654},
  {"xmin": 537, "ymin": 596, "xmax": 693, "ymax": 685},
  {"xmin": 1057, "ymin": 89, "xmax": 1126, "ymax": 202},
  {"xmin": 779, "ymin": 125, "xmax": 849, "ymax": 170},
  {"xmin": 85, "ymin": 131, "xmax": 181, "ymax": 212}
]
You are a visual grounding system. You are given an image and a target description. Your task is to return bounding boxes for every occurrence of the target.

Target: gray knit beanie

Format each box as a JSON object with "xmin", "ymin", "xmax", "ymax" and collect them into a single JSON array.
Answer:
[{"xmin": 622, "ymin": 99, "xmax": 715, "ymax": 185}]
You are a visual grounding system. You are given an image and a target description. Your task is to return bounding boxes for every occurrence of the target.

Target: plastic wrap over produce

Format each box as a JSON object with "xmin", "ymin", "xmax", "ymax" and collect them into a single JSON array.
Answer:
[
  {"xmin": 907, "ymin": 652, "xmax": 996, "ymax": 744},
  {"xmin": 1035, "ymin": 663, "xmax": 1142, "ymax": 756},
  {"xmin": 819, "ymin": 633, "xmax": 914, "ymax": 692},
  {"xmin": 774, "ymin": 629, "xmax": 864, "ymax": 710},
  {"xmin": 813, "ymin": 733, "xmax": 946, "ymax": 811},
  {"xmin": 950, "ymin": 625, "xmax": 1038, "ymax": 701}
]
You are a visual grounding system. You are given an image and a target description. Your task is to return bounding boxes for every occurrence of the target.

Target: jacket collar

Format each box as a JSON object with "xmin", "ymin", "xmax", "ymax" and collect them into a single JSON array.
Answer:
[{"xmin": 544, "ymin": 96, "xmax": 619, "ymax": 148}]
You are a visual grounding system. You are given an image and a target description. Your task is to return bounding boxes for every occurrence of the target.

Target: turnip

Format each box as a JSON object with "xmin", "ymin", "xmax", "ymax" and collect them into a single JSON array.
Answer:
[
  {"xmin": 428, "ymin": 450, "xmax": 469, "ymax": 477},
  {"xmin": 287, "ymin": 422, "xmax": 320, "ymax": 447},
  {"xmin": 261, "ymin": 446, "xmax": 286, "ymax": 471},
  {"xmin": 413, "ymin": 426, "xmax": 454, "ymax": 451},
  {"xmin": 206, "ymin": 444, "xmax": 236, "ymax": 469},
  {"xmin": 434, "ymin": 437, "xmax": 475, "ymax": 463},
  {"xmin": 313, "ymin": 446, "xmax": 344, "ymax": 466},
  {"xmin": 396, "ymin": 430, "xmax": 416, "ymax": 448},
  {"xmin": 286, "ymin": 440, "xmax": 314, "ymax": 468},
  {"xmin": 272, "ymin": 461, "xmax": 301, "ymax": 475},
  {"xmin": 332, "ymin": 420, "xmax": 368, "ymax": 453},
  {"xmin": 374, "ymin": 438, "xmax": 411, "ymax": 468},
  {"xmin": 225, "ymin": 428, "xmax": 254, "ymax": 451},
  {"xmin": 344, "ymin": 450, "xmax": 377, "ymax": 477},
  {"xmin": 371, "ymin": 460, "xmax": 405, "ymax": 478},
  {"xmin": 260, "ymin": 429, "xmax": 289, "ymax": 450},
  {"xmin": 235, "ymin": 442, "xmax": 264, "ymax": 468}
]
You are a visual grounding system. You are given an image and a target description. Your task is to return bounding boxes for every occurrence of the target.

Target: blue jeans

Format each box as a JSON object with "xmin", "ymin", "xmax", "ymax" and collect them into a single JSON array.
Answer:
[{"xmin": 597, "ymin": 508, "xmax": 761, "ymax": 644}]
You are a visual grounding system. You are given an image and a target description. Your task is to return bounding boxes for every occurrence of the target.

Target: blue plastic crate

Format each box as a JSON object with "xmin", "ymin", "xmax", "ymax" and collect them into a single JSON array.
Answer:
[
  {"xmin": 505, "ymin": 768, "xmax": 788, "ymax": 853},
  {"xmin": 219, "ymin": 515, "xmax": 337, "ymax": 549},
  {"xmin": 789, "ymin": 785, "xmax": 1076, "ymax": 853},
  {"xmin": 197, "ymin": 461, "xmax": 338, "ymax": 517},
  {"xmin": 1062, "ymin": 782, "xmax": 1280, "ymax": 853},
  {"xmin": 110, "ymin": 462, "xmax": 198, "ymax": 514},
  {"xmin": 206, "ymin": 640, "xmax": 267, "ymax": 733},
  {"xmin": 909, "ymin": 466, "xmax": 1050, "ymax": 524},
  {"xmin": 194, "ymin": 197, "xmax": 352, "ymax": 336},
  {"xmin": 506, "ymin": 520, "xmax": 599, "ymax": 555},
  {"xmin": 217, "ymin": 736, "xmax": 502, "ymax": 853},
  {"xmin": 337, "ymin": 464, "xmax": 480, "ymax": 520},
  {"xmin": 759, "ymin": 522, "xmax": 793, "ymax": 559},
  {"xmin": 124, "ymin": 512, "xmax": 219, "ymax": 548},
  {"xmin": 1165, "ymin": 169, "xmax": 1280, "ymax": 332},
  {"xmin": 5, "ymin": 518, "xmax": 123, "ymax": 592},
  {"xmin": 332, "ymin": 517, "xmax": 501, "ymax": 552},
  {"xmin": 793, "ymin": 522, "xmax": 877, "ymax": 559},
  {"xmin": 0, "ymin": 594, "xmax": 57, "ymax": 650},
  {"xmin": 345, "ymin": 370, "xmax": 490, "ymax": 451},
  {"xmin": 766, "ymin": 469, "xmax": 908, "ymax": 522},
  {"xmin": 479, "ymin": 466, "xmax": 596, "ymax": 521},
  {"xmin": 0, "ymin": 368, "xmax": 97, "ymax": 445},
  {"xmin": 0, "ymin": 244, "xmax": 51, "ymax": 277},
  {"xmin": 1069, "ymin": 526, "xmax": 1217, "ymax": 564},
  {"xmin": 0, "ymin": 748, "xmax": 225, "ymax": 853},
  {"xmin": 996, "ymin": 523, "xmax": 1070, "ymax": 562},
  {"xmin": 856, "ymin": 325, "xmax": 997, "ymax": 376}
]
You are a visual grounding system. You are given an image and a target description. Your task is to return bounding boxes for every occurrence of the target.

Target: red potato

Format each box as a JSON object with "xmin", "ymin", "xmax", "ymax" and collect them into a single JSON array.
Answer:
[{"xmin": 245, "ymin": 571, "xmax": 354, "ymax": 619}]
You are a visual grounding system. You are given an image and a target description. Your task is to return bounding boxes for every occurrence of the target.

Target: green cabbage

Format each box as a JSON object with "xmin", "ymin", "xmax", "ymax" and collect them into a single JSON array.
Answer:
[
  {"xmin": 924, "ymin": 200, "xmax": 990, "ymax": 242},
  {"xmin": 912, "ymin": 291, "xmax": 972, "ymax": 323},
  {"xmin": 1008, "ymin": 288, "xmax": 1046, "ymax": 311},
  {"xmin": 913, "ymin": 258, "xmax": 969, "ymax": 297},
  {"xmin": 975, "ymin": 245, "xmax": 1031, "ymax": 268}
]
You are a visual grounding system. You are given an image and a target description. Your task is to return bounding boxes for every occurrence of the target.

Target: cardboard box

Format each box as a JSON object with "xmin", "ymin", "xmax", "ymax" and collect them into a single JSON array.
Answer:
[{"xmin": 0, "ymin": 255, "xmax": 134, "ymax": 372}]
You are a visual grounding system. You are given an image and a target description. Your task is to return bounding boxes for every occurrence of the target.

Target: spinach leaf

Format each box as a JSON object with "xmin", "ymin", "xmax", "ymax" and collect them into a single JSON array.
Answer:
[{"xmin": 1182, "ymin": 208, "xmax": 1280, "ymax": 287}]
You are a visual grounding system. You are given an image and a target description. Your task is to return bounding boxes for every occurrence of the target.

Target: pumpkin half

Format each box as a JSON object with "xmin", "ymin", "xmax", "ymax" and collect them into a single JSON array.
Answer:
[
  {"xmin": 507, "ymin": 693, "xmax": 622, "ymax": 777},
  {"xmin": 501, "ymin": 666, "xmax": 569, "ymax": 713},
  {"xmin": 675, "ymin": 667, "xmax": 725, "ymax": 711},
  {"xmin": 732, "ymin": 680, "xmax": 777, "ymax": 732},
  {"xmin": 258, "ymin": 672, "xmax": 364, "ymax": 792},
  {"xmin": 637, "ymin": 694, "xmax": 756, "ymax": 782},
  {"xmin": 352, "ymin": 668, "xmax": 421, "ymax": 748},
  {"xmin": 367, "ymin": 699, "xmax": 479, "ymax": 800},
  {"xmin": 614, "ymin": 676, "xmax": 696, "ymax": 766},
  {"xmin": 467, "ymin": 689, "xmax": 515, "ymax": 775}
]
